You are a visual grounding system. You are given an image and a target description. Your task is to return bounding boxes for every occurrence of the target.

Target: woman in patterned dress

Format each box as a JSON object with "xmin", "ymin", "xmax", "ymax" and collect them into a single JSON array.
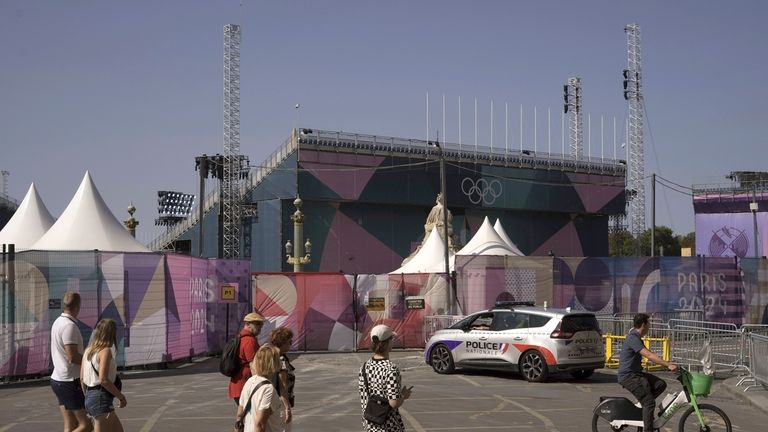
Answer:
[{"xmin": 358, "ymin": 325, "xmax": 413, "ymax": 432}]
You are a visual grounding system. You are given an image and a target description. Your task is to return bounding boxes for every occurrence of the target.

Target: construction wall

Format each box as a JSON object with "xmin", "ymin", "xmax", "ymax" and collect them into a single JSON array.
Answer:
[
  {"xmin": 251, "ymin": 273, "xmax": 450, "ymax": 351},
  {"xmin": 456, "ymin": 256, "xmax": 760, "ymax": 325},
  {"xmin": 0, "ymin": 251, "xmax": 249, "ymax": 378}
]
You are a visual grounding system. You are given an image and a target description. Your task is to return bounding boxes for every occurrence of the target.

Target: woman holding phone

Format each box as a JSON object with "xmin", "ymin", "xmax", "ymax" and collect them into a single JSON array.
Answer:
[{"xmin": 358, "ymin": 324, "xmax": 413, "ymax": 432}]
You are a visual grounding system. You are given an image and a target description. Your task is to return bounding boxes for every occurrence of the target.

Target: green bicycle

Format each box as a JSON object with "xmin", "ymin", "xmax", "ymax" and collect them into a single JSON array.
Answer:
[{"xmin": 592, "ymin": 368, "xmax": 732, "ymax": 431}]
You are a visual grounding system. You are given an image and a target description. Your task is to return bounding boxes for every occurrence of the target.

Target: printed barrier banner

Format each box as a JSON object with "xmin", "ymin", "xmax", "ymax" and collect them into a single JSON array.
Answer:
[
  {"xmin": 456, "ymin": 256, "xmax": 553, "ymax": 315},
  {"xmin": 252, "ymin": 273, "xmax": 450, "ymax": 351},
  {"xmin": 0, "ymin": 251, "xmax": 248, "ymax": 378},
  {"xmin": 739, "ymin": 258, "xmax": 768, "ymax": 324},
  {"xmin": 458, "ymin": 256, "xmax": 749, "ymax": 326}
]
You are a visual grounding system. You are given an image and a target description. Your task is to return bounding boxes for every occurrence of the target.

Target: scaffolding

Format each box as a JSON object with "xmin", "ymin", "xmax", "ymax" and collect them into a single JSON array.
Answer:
[
  {"xmin": 222, "ymin": 24, "xmax": 242, "ymax": 258},
  {"xmin": 624, "ymin": 23, "xmax": 646, "ymax": 239}
]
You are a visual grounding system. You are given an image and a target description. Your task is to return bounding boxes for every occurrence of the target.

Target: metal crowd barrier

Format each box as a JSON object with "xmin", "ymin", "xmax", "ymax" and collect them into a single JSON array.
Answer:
[
  {"xmin": 603, "ymin": 334, "xmax": 671, "ymax": 371},
  {"xmin": 597, "ymin": 316, "xmax": 668, "ymax": 339},
  {"xmin": 671, "ymin": 324, "xmax": 744, "ymax": 373},
  {"xmin": 744, "ymin": 333, "xmax": 768, "ymax": 391},
  {"xmin": 423, "ymin": 315, "xmax": 464, "ymax": 343}
]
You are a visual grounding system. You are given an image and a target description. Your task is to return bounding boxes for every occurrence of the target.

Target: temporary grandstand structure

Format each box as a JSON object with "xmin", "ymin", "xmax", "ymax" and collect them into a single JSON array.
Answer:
[
  {"xmin": 389, "ymin": 228, "xmax": 454, "ymax": 274},
  {"xmin": 456, "ymin": 217, "xmax": 524, "ymax": 257},
  {"xmin": 31, "ymin": 172, "xmax": 150, "ymax": 252},
  {"xmin": 0, "ymin": 183, "xmax": 55, "ymax": 250},
  {"xmin": 493, "ymin": 219, "xmax": 525, "ymax": 256}
]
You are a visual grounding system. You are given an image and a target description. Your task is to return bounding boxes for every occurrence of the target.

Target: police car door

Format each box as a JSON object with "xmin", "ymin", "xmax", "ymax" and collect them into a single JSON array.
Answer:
[
  {"xmin": 456, "ymin": 312, "xmax": 496, "ymax": 367},
  {"xmin": 486, "ymin": 312, "xmax": 529, "ymax": 368}
]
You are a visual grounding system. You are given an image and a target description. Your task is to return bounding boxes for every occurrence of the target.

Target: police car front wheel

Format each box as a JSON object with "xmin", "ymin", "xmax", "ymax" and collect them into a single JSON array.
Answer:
[{"xmin": 430, "ymin": 344, "xmax": 455, "ymax": 374}]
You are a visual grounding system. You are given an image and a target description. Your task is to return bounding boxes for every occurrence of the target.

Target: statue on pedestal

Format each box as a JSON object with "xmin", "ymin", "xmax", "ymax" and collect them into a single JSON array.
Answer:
[{"xmin": 401, "ymin": 193, "xmax": 457, "ymax": 265}]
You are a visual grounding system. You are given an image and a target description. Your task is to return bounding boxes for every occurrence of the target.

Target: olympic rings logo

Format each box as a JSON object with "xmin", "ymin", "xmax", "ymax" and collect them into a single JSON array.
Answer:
[{"xmin": 461, "ymin": 177, "xmax": 503, "ymax": 205}]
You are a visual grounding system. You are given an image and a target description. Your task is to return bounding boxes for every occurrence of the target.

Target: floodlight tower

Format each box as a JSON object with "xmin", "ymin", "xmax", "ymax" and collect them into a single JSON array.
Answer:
[
  {"xmin": 624, "ymin": 23, "xmax": 646, "ymax": 239},
  {"xmin": 563, "ymin": 78, "xmax": 583, "ymax": 160},
  {"xmin": 222, "ymin": 24, "xmax": 242, "ymax": 258}
]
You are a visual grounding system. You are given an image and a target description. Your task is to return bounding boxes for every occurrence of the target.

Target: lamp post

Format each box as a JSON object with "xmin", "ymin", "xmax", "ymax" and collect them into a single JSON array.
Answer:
[
  {"xmin": 751, "ymin": 189, "xmax": 759, "ymax": 258},
  {"xmin": 429, "ymin": 141, "xmax": 451, "ymax": 297},
  {"xmin": 285, "ymin": 196, "xmax": 312, "ymax": 271}
]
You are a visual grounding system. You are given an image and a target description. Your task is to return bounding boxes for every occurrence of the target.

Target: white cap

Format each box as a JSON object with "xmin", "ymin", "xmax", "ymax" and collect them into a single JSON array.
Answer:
[{"xmin": 370, "ymin": 324, "xmax": 397, "ymax": 343}]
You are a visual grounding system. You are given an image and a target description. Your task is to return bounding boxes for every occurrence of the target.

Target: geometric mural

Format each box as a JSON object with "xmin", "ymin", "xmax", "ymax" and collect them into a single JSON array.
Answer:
[{"xmin": 0, "ymin": 251, "xmax": 249, "ymax": 378}]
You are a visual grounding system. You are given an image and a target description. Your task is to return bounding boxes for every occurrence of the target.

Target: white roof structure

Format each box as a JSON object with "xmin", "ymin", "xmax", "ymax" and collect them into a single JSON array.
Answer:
[
  {"xmin": 390, "ymin": 228, "xmax": 454, "ymax": 274},
  {"xmin": 456, "ymin": 217, "xmax": 524, "ymax": 257},
  {"xmin": 32, "ymin": 172, "xmax": 150, "ymax": 252},
  {"xmin": 0, "ymin": 183, "xmax": 55, "ymax": 250},
  {"xmin": 493, "ymin": 218, "xmax": 525, "ymax": 256}
]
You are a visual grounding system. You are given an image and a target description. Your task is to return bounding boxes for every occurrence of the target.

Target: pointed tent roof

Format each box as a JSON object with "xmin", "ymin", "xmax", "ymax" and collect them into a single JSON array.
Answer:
[
  {"xmin": 456, "ymin": 216, "xmax": 523, "ymax": 257},
  {"xmin": 493, "ymin": 219, "xmax": 525, "ymax": 256},
  {"xmin": 0, "ymin": 183, "xmax": 55, "ymax": 250},
  {"xmin": 32, "ymin": 172, "xmax": 150, "ymax": 252},
  {"xmin": 389, "ymin": 228, "xmax": 454, "ymax": 274}
]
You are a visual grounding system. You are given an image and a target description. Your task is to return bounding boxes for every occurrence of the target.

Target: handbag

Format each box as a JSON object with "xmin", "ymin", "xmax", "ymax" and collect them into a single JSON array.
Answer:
[
  {"xmin": 233, "ymin": 379, "xmax": 270, "ymax": 432},
  {"xmin": 361, "ymin": 362, "xmax": 392, "ymax": 425},
  {"xmin": 89, "ymin": 352, "xmax": 122, "ymax": 391}
]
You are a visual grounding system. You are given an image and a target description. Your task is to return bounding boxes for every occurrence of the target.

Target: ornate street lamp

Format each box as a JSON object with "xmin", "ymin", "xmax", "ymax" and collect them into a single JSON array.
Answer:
[{"xmin": 285, "ymin": 196, "xmax": 311, "ymax": 271}]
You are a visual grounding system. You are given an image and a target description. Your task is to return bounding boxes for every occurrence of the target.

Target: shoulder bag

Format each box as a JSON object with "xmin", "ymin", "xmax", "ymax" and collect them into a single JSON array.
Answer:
[
  {"xmin": 362, "ymin": 362, "xmax": 392, "ymax": 425},
  {"xmin": 234, "ymin": 379, "xmax": 270, "ymax": 432}
]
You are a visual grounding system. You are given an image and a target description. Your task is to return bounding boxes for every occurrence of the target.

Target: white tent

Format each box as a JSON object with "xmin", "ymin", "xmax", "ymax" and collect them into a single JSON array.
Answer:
[
  {"xmin": 0, "ymin": 183, "xmax": 55, "ymax": 250},
  {"xmin": 493, "ymin": 218, "xmax": 525, "ymax": 256},
  {"xmin": 456, "ymin": 216, "xmax": 523, "ymax": 257},
  {"xmin": 390, "ymin": 228, "xmax": 454, "ymax": 274},
  {"xmin": 32, "ymin": 172, "xmax": 150, "ymax": 252}
]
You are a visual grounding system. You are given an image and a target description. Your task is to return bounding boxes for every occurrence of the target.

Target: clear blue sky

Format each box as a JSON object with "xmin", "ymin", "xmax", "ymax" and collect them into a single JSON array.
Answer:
[{"xmin": 2, "ymin": 0, "xmax": 766, "ymax": 244}]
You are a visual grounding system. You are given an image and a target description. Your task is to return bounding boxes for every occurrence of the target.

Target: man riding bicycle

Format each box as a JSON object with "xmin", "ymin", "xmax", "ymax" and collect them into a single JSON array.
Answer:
[{"xmin": 618, "ymin": 313, "xmax": 678, "ymax": 432}]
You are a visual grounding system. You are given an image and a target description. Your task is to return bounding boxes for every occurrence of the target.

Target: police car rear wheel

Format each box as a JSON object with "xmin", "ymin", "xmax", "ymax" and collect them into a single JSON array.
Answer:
[
  {"xmin": 570, "ymin": 369, "xmax": 595, "ymax": 380},
  {"xmin": 430, "ymin": 344, "xmax": 455, "ymax": 374},
  {"xmin": 520, "ymin": 350, "xmax": 549, "ymax": 382}
]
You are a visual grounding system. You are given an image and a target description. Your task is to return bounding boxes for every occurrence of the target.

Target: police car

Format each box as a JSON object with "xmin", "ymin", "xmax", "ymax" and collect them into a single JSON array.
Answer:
[{"xmin": 424, "ymin": 302, "xmax": 605, "ymax": 382}]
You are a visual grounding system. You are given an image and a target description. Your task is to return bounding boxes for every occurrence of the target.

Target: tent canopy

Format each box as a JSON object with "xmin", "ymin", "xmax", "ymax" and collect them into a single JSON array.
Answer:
[
  {"xmin": 456, "ymin": 216, "xmax": 523, "ymax": 257},
  {"xmin": 32, "ymin": 172, "xmax": 150, "ymax": 252},
  {"xmin": 493, "ymin": 218, "xmax": 525, "ymax": 256},
  {"xmin": 389, "ymin": 228, "xmax": 453, "ymax": 274},
  {"xmin": 0, "ymin": 183, "xmax": 55, "ymax": 250}
]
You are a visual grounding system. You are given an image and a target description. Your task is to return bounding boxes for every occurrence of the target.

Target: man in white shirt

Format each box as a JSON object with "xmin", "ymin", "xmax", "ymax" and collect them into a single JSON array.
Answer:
[{"xmin": 50, "ymin": 292, "xmax": 91, "ymax": 432}]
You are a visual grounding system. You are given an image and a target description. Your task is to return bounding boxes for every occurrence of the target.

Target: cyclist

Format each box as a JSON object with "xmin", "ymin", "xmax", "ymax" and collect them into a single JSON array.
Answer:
[{"xmin": 618, "ymin": 313, "xmax": 678, "ymax": 432}]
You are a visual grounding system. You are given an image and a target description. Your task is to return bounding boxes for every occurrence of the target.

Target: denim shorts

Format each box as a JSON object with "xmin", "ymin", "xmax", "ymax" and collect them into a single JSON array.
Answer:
[
  {"xmin": 85, "ymin": 387, "xmax": 115, "ymax": 417},
  {"xmin": 50, "ymin": 379, "xmax": 85, "ymax": 410}
]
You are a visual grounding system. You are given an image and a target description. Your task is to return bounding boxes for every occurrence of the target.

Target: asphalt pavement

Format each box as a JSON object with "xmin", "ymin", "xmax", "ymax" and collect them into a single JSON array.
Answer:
[{"xmin": 1, "ymin": 351, "xmax": 767, "ymax": 431}]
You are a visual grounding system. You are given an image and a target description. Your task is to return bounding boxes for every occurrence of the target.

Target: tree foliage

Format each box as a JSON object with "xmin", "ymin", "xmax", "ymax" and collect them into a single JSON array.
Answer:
[{"xmin": 609, "ymin": 226, "xmax": 684, "ymax": 256}]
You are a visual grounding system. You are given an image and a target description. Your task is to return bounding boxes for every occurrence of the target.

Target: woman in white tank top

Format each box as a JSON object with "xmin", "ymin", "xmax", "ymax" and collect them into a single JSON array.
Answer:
[{"xmin": 80, "ymin": 319, "xmax": 127, "ymax": 432}]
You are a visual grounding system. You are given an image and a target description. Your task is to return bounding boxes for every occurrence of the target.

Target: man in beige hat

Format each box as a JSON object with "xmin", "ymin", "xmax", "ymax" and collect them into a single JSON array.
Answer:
[{"xmin": 228, "ymin": 311, "xmax": 265, "ymax": 404}]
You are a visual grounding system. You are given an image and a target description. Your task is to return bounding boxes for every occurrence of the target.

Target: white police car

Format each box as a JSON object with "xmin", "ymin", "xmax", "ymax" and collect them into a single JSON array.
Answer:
[{"xmin": 424, "ymin": 302, "xmax": 605, "ymax": 382}]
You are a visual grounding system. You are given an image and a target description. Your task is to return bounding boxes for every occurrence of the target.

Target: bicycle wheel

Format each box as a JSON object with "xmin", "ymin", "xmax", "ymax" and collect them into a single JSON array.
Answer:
[
  {"xmin": 591, "ymin": 412, "xmax": 626, "ymax": 431},
  {"xmin": 677, "ymin": 403, "xmax": 732, "ymax": 432}
]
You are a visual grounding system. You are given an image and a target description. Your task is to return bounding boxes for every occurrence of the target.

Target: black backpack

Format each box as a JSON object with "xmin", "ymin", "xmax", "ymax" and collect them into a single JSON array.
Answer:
[{"xmin": 219, "ymin": 335, "xmax": 242, "ymax": 378}]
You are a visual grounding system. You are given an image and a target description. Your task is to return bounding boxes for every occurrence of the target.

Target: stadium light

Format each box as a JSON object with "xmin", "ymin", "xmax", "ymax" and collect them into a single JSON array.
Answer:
[{"xmin": 155, "ymin": 191, "xmax": 195, "ymax": 227}]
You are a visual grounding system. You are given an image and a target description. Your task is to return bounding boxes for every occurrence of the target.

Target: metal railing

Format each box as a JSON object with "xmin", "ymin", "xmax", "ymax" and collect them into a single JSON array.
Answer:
[
  {"xmin": 423, "ymin": 315, "xmax": 464, "ymax": 343},
  {"xmin": 297, "ymin": 128, "xmax": 627, "ymax": 176},
  {"xmin": 743, "ymin": 333, "xmax": 768, "ymax": 391},
  {"xmin": 147, "ymin": 134, "xmax": 297, "ymax": 251}
]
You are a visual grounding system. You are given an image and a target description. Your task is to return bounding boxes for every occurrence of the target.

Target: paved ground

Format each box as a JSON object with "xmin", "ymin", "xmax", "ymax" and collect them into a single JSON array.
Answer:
[{"xmin": 1, "ymin": 351, "xmax": 767, "ymax": 431}]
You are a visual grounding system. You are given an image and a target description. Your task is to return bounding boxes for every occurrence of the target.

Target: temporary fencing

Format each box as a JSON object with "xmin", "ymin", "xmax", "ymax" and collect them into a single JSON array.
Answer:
[
  {"xmin": 743, "ymin": 333, "xmax": 768, "ymax": 391},
  {"xmin": 0, "ymin": 251, "xmax": 250, "ymax": 378},
  {"xmin": 668, "ymin": 320, "xmax": 744, "ymax": 373},
  {"xmin": 423, "ymin": 315, "xmax": 465, "ymax": 343}
]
